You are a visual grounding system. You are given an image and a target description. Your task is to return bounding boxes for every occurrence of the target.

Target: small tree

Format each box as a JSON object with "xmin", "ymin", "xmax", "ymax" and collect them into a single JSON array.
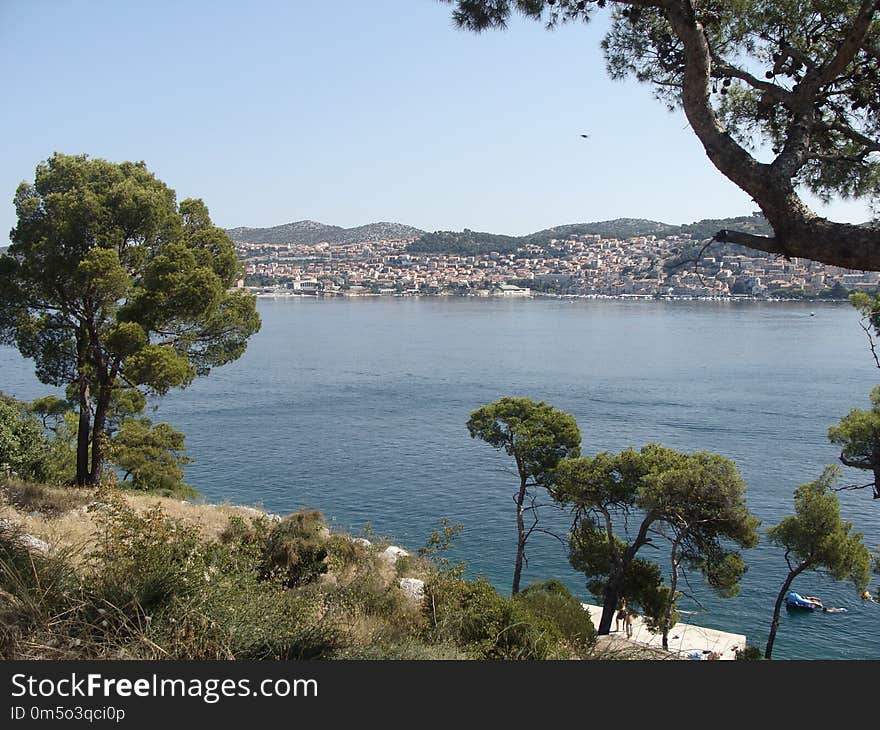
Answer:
[
  {"xmin": 108, "ymin": 417, "xmax": 193, "ymax": 497},
  {"xmin": 0, "ymin": 153, "xmax": 261, "ymax": 486},
  {"xmin": 556, "ymin": 444, "xmax": 759, "ymax": 637},
  {"xmin": 467, "ymin": 397, "xmax": 581, "ymax": 594},
  {"xmin": 556, "ymin": 448, "xmax": 652, "ymax": 634},
  {"xmin": 828, "ymin": 385, "xmax": 880, "ymax": 498},
  {"xmin": 643, "ymin": 451, "xmax": 760, "ymax": 649},
  {"xmin": 0, "ymin": 397, "xmax": 48, "ymax": 480},
  {"xmin": 764, "ymin": 466, "xmax": 871, "ymax": 659},
  {"xmin": 850, "ymin": 292, "xmax": 880, "ymax": 369},
  {"xmin": 29, "ymin": 395, "xmax": 70, "ymax": 434}
]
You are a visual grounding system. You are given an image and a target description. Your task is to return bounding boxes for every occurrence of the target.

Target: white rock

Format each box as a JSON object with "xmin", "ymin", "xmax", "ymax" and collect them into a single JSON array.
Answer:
[
  {"xmin": 380, "ymin": 545, "xmax": 410, "ymax": 564},
  {"xmin": 0, "ymin": 518, "xmax": 50, "ymax": 554},
  {"xmin": 231, "ymin": 505, "xmax": 281, "ymax": 522},
  {"xmin": 317, "ymin": 526, "xmax": 331, "ymax": 541},
  {"xmin": 398, "ymin": 578, "xmax": 425, "ymax": 602},
  {"xmin": 235, "ymin": 505, "xmax": 264, "ymax": 516},
  {"xmin": 352, "ymin": 538, "xmax": 372, "ymax": 548},
  {"xmin": 20, "ymin": 534, "xmax": 50, "ymax": 554}
]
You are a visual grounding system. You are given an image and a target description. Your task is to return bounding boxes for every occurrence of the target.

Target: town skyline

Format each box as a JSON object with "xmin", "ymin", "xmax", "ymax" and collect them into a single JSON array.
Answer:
[{"xmin": 235, "ymin": 225, "xmax": 877, "ymax": 300}]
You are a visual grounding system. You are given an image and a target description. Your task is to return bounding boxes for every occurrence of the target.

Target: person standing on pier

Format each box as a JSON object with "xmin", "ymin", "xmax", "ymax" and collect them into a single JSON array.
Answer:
[{"xmin": 616, "ymin": 598, "xmax": 628, "ymax": 633}]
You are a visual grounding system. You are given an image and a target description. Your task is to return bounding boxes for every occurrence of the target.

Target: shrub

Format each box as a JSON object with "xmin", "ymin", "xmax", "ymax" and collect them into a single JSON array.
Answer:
[
  {"xmin": 260, "ymin": 510, "xmax": 329, "ymax": 587},
  {"xmin": 334, "ymin": 639, "xmax": 472, "ymax": 660},
  {"xmin": 735, "ymin": 645, "xmax": 764, "ymax": 660},
  {"xmin": 517, "ymin": 579, "xmax": 597, "ymax": 655},
  {"xmin": 0, "ymin": 478, "xmax": 92, "ymax": 516},
  {"xmin": 80, "ymin": 497, "xmax": 340, "ymax": 659},
  {"xmin": 417, "ymin": 517, "xmax": 465, "ymax": 578},
  {"xmin": 323, "ymin": 534, "xmax": 370, "ymax": 576},
  {"xmin": 219, "ymin": 514, "xmax": 272, "ymax": 547},
  {"xmin": 0, "ymin": 520, "xmax": 90, "ymax": 659},
  {"xmin": 0, "ymin": 401, "xmax": 49, "ymax": 481},
  {"xmin": 108, "ymin": 418, "xmax": 195, "ymax": 498},
  {"xmin": 423, "ymin": 575, "xmax": 570, "ymax": 659}
]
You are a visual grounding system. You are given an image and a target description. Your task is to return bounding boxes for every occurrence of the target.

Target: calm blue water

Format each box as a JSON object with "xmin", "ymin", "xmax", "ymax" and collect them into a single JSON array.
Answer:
[{"xmin": 2, "ymin": 298, "xmax": 879, "ymax": 659}]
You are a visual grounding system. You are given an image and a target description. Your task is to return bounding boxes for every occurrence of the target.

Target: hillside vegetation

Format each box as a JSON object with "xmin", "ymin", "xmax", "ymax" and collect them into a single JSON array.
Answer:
[
  {"xmin": 0, "ymin": 478, "xmax": 609, "ymax": 660},
  {"xmin": 407, "ymin": 215, "xmax": 774, "ymax": 256},
  {"xmin": 226, "ymin": 215, "xmax": 775, "ymax": 252},
  {"xmin": 227, "ymin": 221, "xmax": 425, "ymax": 245}
]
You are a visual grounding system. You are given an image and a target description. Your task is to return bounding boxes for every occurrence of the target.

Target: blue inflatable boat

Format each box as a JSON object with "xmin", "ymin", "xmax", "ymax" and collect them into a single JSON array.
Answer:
[{"xmin": 785, "ymin": 592, "xmax": 824, "ymax": 611}]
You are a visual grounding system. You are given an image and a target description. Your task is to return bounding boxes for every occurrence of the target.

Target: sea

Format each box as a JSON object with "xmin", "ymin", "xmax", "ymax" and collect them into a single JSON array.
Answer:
[{"xmin": 2, "ymin": 296, "xmax": 879, "ymax": 660}]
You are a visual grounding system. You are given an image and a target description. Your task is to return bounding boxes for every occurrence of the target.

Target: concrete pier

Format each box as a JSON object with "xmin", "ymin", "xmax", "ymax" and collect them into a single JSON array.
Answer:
[{"xmin": 582, "ymin": 603, "xmax": 746, "ymax": 660}]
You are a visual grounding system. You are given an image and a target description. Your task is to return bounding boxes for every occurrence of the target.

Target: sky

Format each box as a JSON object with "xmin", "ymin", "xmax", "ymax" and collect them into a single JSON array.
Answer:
[{"xmin": 0, "ymin": 0, "xmax": 872, "ymax": 239}]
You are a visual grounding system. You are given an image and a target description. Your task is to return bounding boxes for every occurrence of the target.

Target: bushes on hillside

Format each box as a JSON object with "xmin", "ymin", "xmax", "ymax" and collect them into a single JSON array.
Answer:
[
  {"xmin": 423, "ymin": 574, "xmax": 594, "ymax": 659},
  {"xmin": 0, "ymin": 400, "xmax": 48, "ymax": 481},
  {"xmin": 0, "ymin": 521, "xmax": 80, "ymax": 658},
  {"xmin": 517, "ymin": 579, "xmax": 597, "ymax": 655},
  {"xmin": 259, "ymin": 510, "xmax": 329, "ymax": 587},
  {"xmin": 107, "ymin": 418, "xmax": 195, "ymax": 498},
  {"xmin": 0, "ymin": 486, "xmax": 600, "ymax": 660},
  {"xmin": 0, "ymin": 498, "xmax": 341, "ymax": 659}
]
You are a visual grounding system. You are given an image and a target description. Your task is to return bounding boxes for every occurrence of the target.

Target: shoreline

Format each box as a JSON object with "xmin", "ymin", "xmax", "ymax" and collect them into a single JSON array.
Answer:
[{"xmin": 250, "ymin": 290, "xmax": 851, "ymax": 304}]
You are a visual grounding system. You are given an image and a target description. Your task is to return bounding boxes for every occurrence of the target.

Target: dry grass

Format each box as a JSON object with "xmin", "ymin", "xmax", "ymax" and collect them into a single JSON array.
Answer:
[
  {"xmin": 120, "ymin": 494, "xmax": 271, "ymax": 542},
  {"xmin": 0, "ymin": 479, "xmax": 631, "ymax": 661},
  {"xmin": 591, "ymin": 634, "xmax": 679, "ymax": 660},
  {"xmin": 1, "ymin": 479, "xmax": 93, "ymax": 516},
  {"xmin": 0, "ymin": 480, "xmax": 297, "ymax": 558}
]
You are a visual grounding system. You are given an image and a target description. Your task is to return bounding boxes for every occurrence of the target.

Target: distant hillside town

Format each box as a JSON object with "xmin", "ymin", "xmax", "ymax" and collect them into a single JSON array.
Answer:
[{"xmin": 228, "ymin": 216, "xmax": 879, "ymax": 300}]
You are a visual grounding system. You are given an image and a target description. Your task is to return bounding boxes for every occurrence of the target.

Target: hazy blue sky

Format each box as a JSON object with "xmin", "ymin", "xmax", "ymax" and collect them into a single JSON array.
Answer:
[{"xmin": 0, "ymin": 0, "xmax": 872, "ymax": 238}]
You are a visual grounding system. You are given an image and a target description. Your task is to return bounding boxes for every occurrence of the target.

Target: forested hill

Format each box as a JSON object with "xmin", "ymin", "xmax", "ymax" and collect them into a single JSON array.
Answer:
[
  {"xmin": 225, "ymin": 214, "xmax": 777, "ymax": 253},
  {"xmin": 407, "ymin": 215, "xmax": 775, "ymax": 255},
  {"xmin": 405, "ymin": 229, "xmax": 523, "ymax": 256},
  {"xmin": 226, "ymin": 220, "xmax": 425, "ymax": 245},
  {"xmin": 524, "ymin": 218, "xmax": 680, "ymax": 245}
]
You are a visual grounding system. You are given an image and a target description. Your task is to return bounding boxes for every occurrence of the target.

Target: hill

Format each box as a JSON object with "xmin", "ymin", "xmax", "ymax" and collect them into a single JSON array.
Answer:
[
  {"xmin": 226, "ymin": 220, "xmax": 425, "ymax": 245},
  {"xmin": 407, "ymin": 229, "xmax": 522, "ymax": 256},
  {"xmin": 406, "ymin": 214, "xmax": 773, "ymax": 256},
  {"xmin": 223, "ymin": 213, "xmax": 784, "ymax": 257},
  {"xmin": 523, "ymin": 218, "xmax": 681, "ymax": 246}
]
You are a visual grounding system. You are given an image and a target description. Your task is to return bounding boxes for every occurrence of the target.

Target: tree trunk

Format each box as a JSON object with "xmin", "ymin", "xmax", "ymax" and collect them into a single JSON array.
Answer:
[
  {"xmin": 88, "ymin": 383, "xmax": 112, "ymax": 486},
  {"xmin": 597, "ymin": 512, "xmax": 657, "ymax": 634},
  {"xmin": 765, "ymin": 561, "xmax": 809, "ymax": 659},
  {"xmin": 665, "ymin": 1, "xmax": 880, "ymax": 272},
  {"xmin": 597, "ymin": 575, "xmax": 625, "ymax": 636},
  {"xmin": 662, "ymin": 545, "xmax": 682, "ymax": 651},
  {"xmin": 75, "ymin": 377, "xmax": 91, "ymax": 486},
  {"xmin": 511, "ymin": 476, "xmax": 527, "ymax": 595}
]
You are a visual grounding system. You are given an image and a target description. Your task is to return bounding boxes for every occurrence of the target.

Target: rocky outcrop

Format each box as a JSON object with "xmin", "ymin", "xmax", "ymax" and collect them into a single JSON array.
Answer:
[
  {"xmin": 380, "ymin": 545, "xmax": 410, "ymax": 564},
  {"xmin": 0, "ymin": 517, "xmax": 50, "ymax": 554},
  {"xmin": 398, "ymin": 577, "xmax": 425, "ymax": 602}
]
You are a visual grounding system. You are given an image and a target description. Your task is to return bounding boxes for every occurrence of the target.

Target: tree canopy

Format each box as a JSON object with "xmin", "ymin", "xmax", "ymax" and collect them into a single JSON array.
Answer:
[
  {"xmin": 764, "ymin": 466, "xmax": 871, "ymax": 658},
  {"xmin": 467, "ymin": 397, "xmax": 581, "ymax": 593},
  {"xmin": 0, "ymin": 153, "xmax": 261, "ymax": 485},
  {"xmin": 107, "ymin": 417, "xmax": 193, "ymax": 497},
  {"xmin": 555, "ymin": 444, "xmax": 759, "ymax": 636},
  {"xmin": 828, "ymin": 384, "xmax": 880, "ymax": 498},
  {"xmin": 441, "ymin": 0, "xmax": 880, "ymax": 270}
]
